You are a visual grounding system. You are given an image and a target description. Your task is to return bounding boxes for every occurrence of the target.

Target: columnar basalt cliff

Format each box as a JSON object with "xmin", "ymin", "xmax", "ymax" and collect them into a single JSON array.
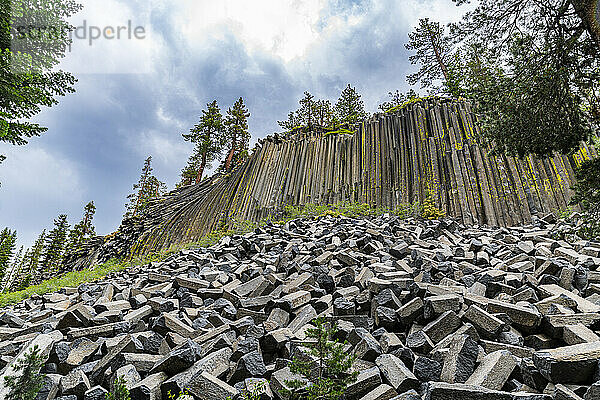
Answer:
[
  {"xmin": 130, "ymin": 99, "xmax": 596, "ymax": 255},
  {"xmin": 57, "ymin": 98, "xmax": 596, "ymax": 275}
]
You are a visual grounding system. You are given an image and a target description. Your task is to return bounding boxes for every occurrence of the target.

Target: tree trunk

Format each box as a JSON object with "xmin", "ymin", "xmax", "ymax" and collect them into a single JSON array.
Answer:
[
  {"xmin": 427, "ymin": 25, "xmax": 450, "ymax": 83},
  {"xmin": 196, "ymin": 153, "xmax": 207, "ymax": 184},
  {"xmin": 225, "ymin": 135, "xmax": 237, "ymax": 172},
  {"xmin": 571, "ymin": 0, "xmax": 600, "ymax": 49}
]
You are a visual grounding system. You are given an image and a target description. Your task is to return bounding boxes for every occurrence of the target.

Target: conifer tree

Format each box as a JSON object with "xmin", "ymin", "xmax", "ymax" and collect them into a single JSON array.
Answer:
[
  {"xmin": 277, "ymin": 111, "xmax": 302, "ymax": 131},
  {"xmin": 4, "ymin": 345, "xmax": 45, "ymax": 400},
  {"xmin": 447, "ymin": 0, "xmax": 600, "ymax": 157},
  {"xmin": 0, "ymin": 228, "xmax": 17, "ymax": 282},
  {"xmin": 67, "ymin": 201, "xmax": 96, "ymax": 253},
  {"xmin": 406, "ymin": 18, "xmax": 466, "ymax": 97},
  {"xmin": 22, "ymin": 230, "xmax": 45, "ymax": 287},
  {"xmin": 9, "ymin": 248, "xmax": 30, "ymax": 291},
  {"xmin": 298, "ymin": 92, "xmax": 317, "ymax": 128},
  {"xmin": 125, "ymin": 157, "xmax": 167, "ymax": 217},
  {"xmin": 40, "ymin": 215, "xmax": 69, "ymax": 274},
  {"xmin": 0, "ymin": 0, "xmax": 82, "ymax": 166},
  {"xmin": 378, "ymin": 89, "xmax": 419, "ymax": 112},
  {"xmin": 2, "ymin": 245, "xmax": 22, "ymax": 291},
  {"xmin": 182, "ymin": 101, "xmax": 226, "ymax": 183},
  {"xmin": 177, "ymin": 153, "xmax": 203, "ymax": 187},
  {"xmin": 283, "ymin": 318, "xmax": 357, "ymax": 400},
  {"xmin": 222, "ymin": 97, "xmax": 251, "ymax": 173},
  {"xmin": 315, "ymin": 100, "xmax": 338, "ymax": 129},
  {"xmin": 278, "ymin": 92, "xmax": 318, "ymax": 131},
  {"xmin": 335, "ymin": 84, "xmax": 368, "ymax": 126}
]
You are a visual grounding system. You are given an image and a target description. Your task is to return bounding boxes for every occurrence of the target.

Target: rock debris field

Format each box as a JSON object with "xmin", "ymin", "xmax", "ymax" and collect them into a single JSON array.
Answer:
[{"xmin": 1, "ymin": 215, "xmax": 600, "ymax": 400}]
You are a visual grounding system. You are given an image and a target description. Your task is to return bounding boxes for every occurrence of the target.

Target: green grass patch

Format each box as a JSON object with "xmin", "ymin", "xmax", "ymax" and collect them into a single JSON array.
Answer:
[
  {"xmin": 384, "ymin": 96, "xmax": 436, "ymax": 114},
  {"xmin": 324, "ymin": 128, "xmax": 355, "ymax": 136},
  {"xmin": 0, "ymin": 259, "xmax": 126, "ymax": 308},
  {"xmin": 281, "ymin": 201, "xmax": 424, "ymax": 221}
]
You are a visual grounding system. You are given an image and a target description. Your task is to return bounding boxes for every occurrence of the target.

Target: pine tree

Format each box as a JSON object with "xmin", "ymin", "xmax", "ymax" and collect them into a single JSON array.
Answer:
[
  {"xmin": 182, "ymin": 101, "xmax": 226, "ymax": 183},
  {"xmin": 447, "ymin": 0, "xmax": 599, "ymax": 156},
  {"xmin": 277, "ymin": 111, "xmax": 302, "ymax": 131},
  {"xmin": 278, "ymin": 92, "xmax": 318, "ymax": 131},
  {"xmin": 378, "ymin": 89, "xmax": 419, "ymax": 112},
  {"xmin": 2, "ymin": 245, "xmax": 22, "ymax": 291},
  {"xmin": 405, "ymin": 18, "xmax": 463, "ymax": 97},
  {"xmin": 298, "ymin": 92, "xmax": 317, "ymax": 128},
  {"xmin": 40, "ymin": 215, "xmax": 69, "ymax": 274},
  {"xmin": 177, "ymin": 152, "xmax": 203, "ymax": 187},
  {"xmin": 283, "ymin": 318, "xmax": 357, "ymax": 400},
  {"xmin": 335, "ymin": 84, "xmax": 368, "ymax": 126},
  {"xmin": 314, "ymin": 100, "xmax": 338, "ymax": 129},
  {"xmin": 0, "ymin": 0, "xmax": 82, "ymax": 166},
  {"xmin": 67, "ymin": 201, "xmax": 96, "ymax": 254},
  {"xmin": 9, "ymin": 248, "xmax": 30, "ymax": 291},
  {"xmin": 0, "ymin": 228, "xmax": 17, "ymax": 282},
  {"xmin": 21, "ymin": 230, "xmax": 45, "ymax": 288},
  {"xmin": 125, "ymin": 157, "xmax": 167, "ymax": 217},
  {"xmin": 222, "ymin": 97, "xmax": 251, "ymax": 173},
  {"xmin": 4, "ymin": 345, "xmax": 45, "ymax": 400}
]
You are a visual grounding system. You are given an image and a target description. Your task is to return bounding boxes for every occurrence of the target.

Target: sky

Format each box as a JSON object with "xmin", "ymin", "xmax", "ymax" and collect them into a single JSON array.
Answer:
[{"xmin": 0, "ymin": 0, "xmax": 465, "ymax": 249}]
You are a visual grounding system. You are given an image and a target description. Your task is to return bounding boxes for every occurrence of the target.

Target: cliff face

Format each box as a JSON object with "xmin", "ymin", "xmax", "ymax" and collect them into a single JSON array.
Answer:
[
  {"xmin": 61, "ymin": 98, "xmax": 595, "ymax": 272},
  {"xmin": 130, "ymin": 99, "xmax": 595, "ymax": 255}
]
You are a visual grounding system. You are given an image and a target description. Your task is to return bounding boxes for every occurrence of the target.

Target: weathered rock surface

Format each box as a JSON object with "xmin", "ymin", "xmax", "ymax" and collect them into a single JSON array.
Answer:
[{"xmin": 0, "ymin": 215, "xmax": 599, "ymax": 399}]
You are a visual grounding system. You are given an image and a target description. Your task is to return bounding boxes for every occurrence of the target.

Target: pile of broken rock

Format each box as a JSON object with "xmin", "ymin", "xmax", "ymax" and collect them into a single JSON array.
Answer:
[{"xmin": 0, "ymin": 215, "xmax": 599, "ymax": 400}]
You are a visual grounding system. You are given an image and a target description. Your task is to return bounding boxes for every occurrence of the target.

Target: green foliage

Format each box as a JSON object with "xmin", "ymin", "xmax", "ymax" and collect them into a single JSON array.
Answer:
[
  {"xmin": 0, "ymin": 0, "xmax": 81, "ymax": 163},
  {"xmin": 181, "ymin": 100, "xmax": 226, "ymax": 184},
  {"xmin": 0, "ymin": 227, "xmax": 17, "ymax": 282},
  {"xmin": 420, "ymin": 193, "xmax": 446, "ymax": 220},
  {"xmin": 323, "ymin": 128, "xmax": 354, "ymax": 137},
  {"xmin": 554, "ymin": 205, "xmax": 574, "ymax": 221},
  {"xmin": 335, "ymin": 84, "xmax": 369, "ymax": 126},
  {"xmin": 167, "ymin": 389, "xmax": 190, "ymax": 400},
  {"xmin": 378, "ymin": 89, "xmax": 420, "ymax": 113},
  {"xmin": 225, "ymin": 382, "xmax": 265, "ymax": 400},
  {"xmin": 125, "ymin": 157, "xmax": 167, "ymax": 217},
  {"xmin": 67, "ymin": 201, "xmax": 97, "ymax": 254},
  {"xmin": 447, "ymin": 0, "xmax": 600, "ymax": 157},
  {"xmin": 222, "ymin": 97, "xmax": 251, "ymax": 173},
  {"xmin": 467, "ymin": 35, "xmax": 595, "ymax": 157},
  {"xmin": 282, "ymin": 318, "xmax": 357, "ymax": 400},
  {"xmin": 4, "ymin": 345, "xmax": 45, "ymax": 400},
  {"xmin": 2, "ymin": 245, "xmax": 23, "ymax": 291},
  {"xmin": 315, "ymin": 99, "xmax": 338, "ymax": 129},
  {"xmin": 15, "ymin": 230, "xmax": 45, "ymax": 290},
  {"xmin": 279, "ymin": 87, "xmax": 368, "ymax": 132},
  {"xmin": 106, "ymin": 377, "xmax": 130, "ymax": 400},
  {"xmin": 0, "ymin": 257, "xmax": 128, "ymax": 307},
  {"xmin": 570, "ymin": 158, "xmax": 600, "ymax": 239},
  {"xmin": 279, "ymin": 92, "xmax": 320, "ymax": 131},
  {"xmin": 282, "ymin": 201, "xmax": 422, "ymax": 221},
  {"xmin": 40, "ymin": 214, "xmax": 69, "ymax": 274},
  {"xmin": 406, "ymin": 18, "xmax": 463, "ymax": 97}
]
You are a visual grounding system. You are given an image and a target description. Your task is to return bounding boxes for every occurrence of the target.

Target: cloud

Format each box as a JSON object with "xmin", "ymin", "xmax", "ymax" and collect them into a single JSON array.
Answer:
[{"xmin": 0, "ymin": 146, "xmax": 84, "ymax": 248}]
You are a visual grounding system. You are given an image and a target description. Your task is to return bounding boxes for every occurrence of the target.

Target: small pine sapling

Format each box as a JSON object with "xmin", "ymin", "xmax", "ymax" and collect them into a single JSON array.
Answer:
[
  {"xmin": 105, "ymin": 377, "xmax": 130, "ymax": 400},
  {"xmin": 225, "ymin": 381, "xmax": 267, "ymax": 400},
  {"xmin": 4, "ymin": 345, "xmax": 46, "ymax": 400},
  {"xmin": 282, "ymin": 318, "xmax": 358, "ymax": 400}
]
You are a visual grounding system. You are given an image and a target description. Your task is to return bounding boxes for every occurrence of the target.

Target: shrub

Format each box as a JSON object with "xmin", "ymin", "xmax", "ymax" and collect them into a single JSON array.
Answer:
[
  {"xmin": 570, "ymin": 158, "xmax": 600, "ymax": 239},
  {"xmin": 282, "ymin": 318, "xmax": 358, "ymax": 400},
  {"xmin": 106, "ymin": 377, "xmax": 130, "ymax": 400},
  {"xmin": 420, "ymin": 193, "xmax": 446, "ymax": 220},
  {"xmin": 4, "ymin": 345, "xmax": 45, "ymax": 400}
]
